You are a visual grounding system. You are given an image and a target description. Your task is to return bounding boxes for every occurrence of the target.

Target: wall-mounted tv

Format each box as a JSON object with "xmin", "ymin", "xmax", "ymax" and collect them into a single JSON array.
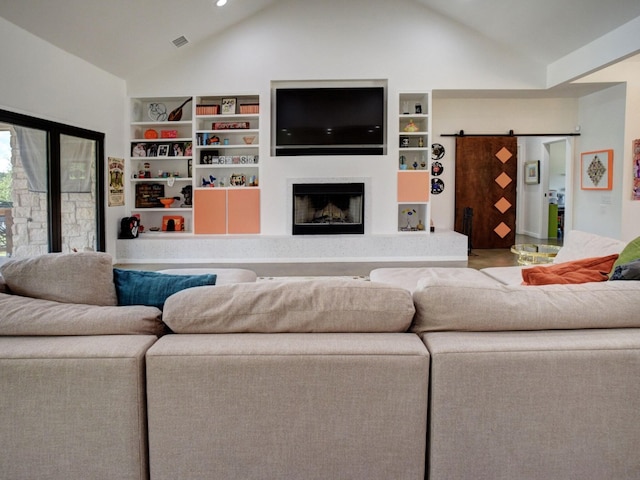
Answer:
[{"xmin": 274, "ymin": 86, "xmax": 386, "ymax": 156}]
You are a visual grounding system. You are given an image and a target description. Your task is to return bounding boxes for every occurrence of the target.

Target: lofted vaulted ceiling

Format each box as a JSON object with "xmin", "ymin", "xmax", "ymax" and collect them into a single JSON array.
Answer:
[{"xmin": 0, "ymin": 0, "xmax": 639, "ymax": 80}]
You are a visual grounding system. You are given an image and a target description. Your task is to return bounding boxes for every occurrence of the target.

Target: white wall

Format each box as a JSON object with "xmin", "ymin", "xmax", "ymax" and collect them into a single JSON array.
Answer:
[
  {"xmin": 574, "ymin": 84, "xmax": 626, "ymax": 238},
  {"xmin": 127, "ymin": 0, "xmax": 549, "ymax": 237},
  {"xmin": 2, "ymin": 0, "xmax": 637, "ymax": 256},
  {"xmin": 0, "ymin": 17, "xmax": 127, "ymax": 255},
  {"xmin": 431, "ymin": 97, "xmax": 578, "ymax": 231}
]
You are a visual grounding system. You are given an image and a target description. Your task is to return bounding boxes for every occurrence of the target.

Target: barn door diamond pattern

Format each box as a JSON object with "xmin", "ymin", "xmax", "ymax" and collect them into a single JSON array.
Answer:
[{"xmin": 493, "ymin": 146, "xmax": 514, "ymax": 238}]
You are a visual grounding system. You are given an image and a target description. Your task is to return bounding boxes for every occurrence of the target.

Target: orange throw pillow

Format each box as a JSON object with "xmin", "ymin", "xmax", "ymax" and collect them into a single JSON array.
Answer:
[{"xmin": 522, "ymin": 254, "xmax": 619, "ymax": 285}]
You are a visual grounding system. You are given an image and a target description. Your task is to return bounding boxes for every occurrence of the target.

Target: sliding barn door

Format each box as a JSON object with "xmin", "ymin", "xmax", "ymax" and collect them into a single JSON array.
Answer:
[{"xmin": 455, "ymin": 136, "xmax": 517, "ymax": 249}]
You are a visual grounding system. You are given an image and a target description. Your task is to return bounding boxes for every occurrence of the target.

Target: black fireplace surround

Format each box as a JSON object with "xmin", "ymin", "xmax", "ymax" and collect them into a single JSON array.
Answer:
[{"xmin": 292, "ymin": 183, "xmax": 365, "ymax": 235}]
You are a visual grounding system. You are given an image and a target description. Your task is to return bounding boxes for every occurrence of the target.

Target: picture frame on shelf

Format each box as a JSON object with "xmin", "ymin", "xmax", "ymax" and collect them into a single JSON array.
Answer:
[
  {"xmin": 157, "ymin": 144, "xmax": 170, "ymax": 157},
  {"xmin": 221, "ymin": 98, "xmax": 237, "ymax": 115},
  {"xmin": 524, "ymin": 160, "xmax": 540, "ymax": 184},
  {"xmin": 581, "ymin": 149, "xmax": 613, "ymax": 190},
  {"xmin": 170, "ymin": 142, "xmax": 184, "ymax": 157},
  {"xmin": 131, "ymin": 143, "xmax": 147, "ymax": 157}
]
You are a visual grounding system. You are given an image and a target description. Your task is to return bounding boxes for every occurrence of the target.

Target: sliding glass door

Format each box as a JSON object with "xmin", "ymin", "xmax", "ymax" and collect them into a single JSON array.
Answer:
[{"xmin": 0, "ymin": 109, "xmax": 105, "ymax": 261}]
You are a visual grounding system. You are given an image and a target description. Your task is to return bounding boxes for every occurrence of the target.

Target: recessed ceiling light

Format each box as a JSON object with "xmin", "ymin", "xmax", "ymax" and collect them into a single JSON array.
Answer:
[{"xmin": 216, "ymin": 0, "xmax": 227, "ymax": 6}]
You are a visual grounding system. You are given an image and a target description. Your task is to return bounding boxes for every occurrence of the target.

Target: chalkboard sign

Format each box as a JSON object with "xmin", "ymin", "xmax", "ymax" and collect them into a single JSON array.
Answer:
[{"xmin": 135, "ymin": 183, "xmax": 165, "ymax": 208}]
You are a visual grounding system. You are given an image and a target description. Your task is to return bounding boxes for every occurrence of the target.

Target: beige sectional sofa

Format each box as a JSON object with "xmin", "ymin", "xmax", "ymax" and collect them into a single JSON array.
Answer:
[{"xmin": 1, "ymin": 230, "xmax": 639, "ymax": 480}]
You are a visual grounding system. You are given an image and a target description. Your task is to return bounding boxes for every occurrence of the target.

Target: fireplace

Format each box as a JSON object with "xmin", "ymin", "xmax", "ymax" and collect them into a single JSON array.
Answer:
[{"xmin": 292, "ymin": 183, "xmax": 365, "ymax": 235}]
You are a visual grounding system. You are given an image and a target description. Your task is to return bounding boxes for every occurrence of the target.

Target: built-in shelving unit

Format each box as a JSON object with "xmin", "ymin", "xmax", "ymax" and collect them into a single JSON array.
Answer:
[
  {"xmin": 397, "ymin": 92, "xmax": 431, "ymax": 232},
  {"xmin": 127, "ymin": 94, "xmax": 261, "ymax": 235},
  {"xmin": 193, "ymin": 95, "xmax": 261, "ymax": 234},
  {"xmin": 129, "ymin": 96, "xmax": 194, "ymax": 233}
]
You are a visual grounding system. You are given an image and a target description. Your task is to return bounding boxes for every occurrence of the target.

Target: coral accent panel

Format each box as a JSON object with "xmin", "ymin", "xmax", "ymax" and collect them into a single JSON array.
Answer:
[
  {"xmin": 228, "ymin": 189, "xmax": 260, "ymax": 234},
  {"xmin": 494, "ymin": 172, "xmax": 513, "ymax": 189},
  {"xmin": 494, "ymin": 222, "xmax": 511, "ymax": 238},
  {"xmin": 397, "ymin": 171, "xmax": 430, "ymax": 202},
  {"xmin": 194, "ymin": 189, "xmax": 226, "ymax": 234},
  {"xmin": 495, "ymin": 147, "xmax": 513, "ymax": 164},
  {"xmin": 494, "ymin": 197, "xmax": 512, "ymax": 214}
]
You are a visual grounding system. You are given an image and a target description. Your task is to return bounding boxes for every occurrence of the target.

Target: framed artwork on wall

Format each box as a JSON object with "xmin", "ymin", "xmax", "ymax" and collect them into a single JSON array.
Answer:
[
  {"xmin": 524, "ymin": 160, "xmax": 540, "ymax": 184},
  {"xmin": 581, "ymin": 149, "xmax": 613, "ymax": 190}
]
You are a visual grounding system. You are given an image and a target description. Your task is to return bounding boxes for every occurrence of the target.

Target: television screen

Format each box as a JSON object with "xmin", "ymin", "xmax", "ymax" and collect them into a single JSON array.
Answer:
[{"xmin": 274, "ymin": 87, "xmax": 385, "ymax": 156}]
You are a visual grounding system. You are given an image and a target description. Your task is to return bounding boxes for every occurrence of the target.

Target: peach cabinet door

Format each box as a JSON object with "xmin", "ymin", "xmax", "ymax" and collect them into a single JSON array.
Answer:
[
  {"xmin": 194, "ymin": 189, "xmax": 227, "ymax": 234},
  {"xmin": 397, "ymin": 171, "xmax": 430, "ymax": 202},
  {"xmin": 228, "ymin": 188, "xmax": 260, "ymax": 234}
]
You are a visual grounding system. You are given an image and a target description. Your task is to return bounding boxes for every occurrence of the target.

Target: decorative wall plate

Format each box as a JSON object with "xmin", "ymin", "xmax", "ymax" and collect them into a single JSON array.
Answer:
[
  {"xmin": 431, "ymin": 161, "xmax": 443, "ymax": 176},
  {"xmin": 432, "ymin": 143, "xmax": 445, "ymax": 160},
  {"xmin": 148, "ymin": 103, "xmax": 168, "ymax": 122},
  {"xmin": 431, "ymin": 178, "xmax": 445, "ymax": 194}
]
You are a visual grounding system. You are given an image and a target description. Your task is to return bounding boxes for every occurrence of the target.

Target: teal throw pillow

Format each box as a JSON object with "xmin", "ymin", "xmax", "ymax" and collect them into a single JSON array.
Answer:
[{"xmin": 113, "ymin": 269, "xmax": 216, "ymax": 309}]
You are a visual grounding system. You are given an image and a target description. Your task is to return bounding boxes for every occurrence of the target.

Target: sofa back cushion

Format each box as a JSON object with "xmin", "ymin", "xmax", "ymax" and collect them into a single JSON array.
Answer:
[
  {"xmin": 553, "ymin": 230, "xmax": 625, "ymax": 264},
  {"xmin": 412, "ymin": 274, "xmax": 640, "ymax": 332},
  {"xmin": 0, "ymin": 292, "xmax": 164, "ymax": 336},
  {"xmin": 162, "ymin": 279, "xmax": 415, "ymax": 333},
  {"xmin": 0, "ymin": 252, "xmax": 117, "ymax": 306}
]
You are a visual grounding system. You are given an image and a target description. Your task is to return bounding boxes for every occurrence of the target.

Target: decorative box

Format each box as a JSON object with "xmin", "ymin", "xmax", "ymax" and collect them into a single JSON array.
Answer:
[
  {"xmin": 213, "ymin": 122, "xmax": 250, "ymax": 130},
  {"xmin": 162, "ymin": 215, "xmax": 185, "ymax": 232},
  {"xmin": 196, "ymin": 105, "xmax": 220, "ymax": 115},
  {"xmin": 161, "ymin": 130, "xmax": 178, "ymax": 138},
  {"xmin": 239, "ymin": 104, "xmax": 259, "ymax": 114}
]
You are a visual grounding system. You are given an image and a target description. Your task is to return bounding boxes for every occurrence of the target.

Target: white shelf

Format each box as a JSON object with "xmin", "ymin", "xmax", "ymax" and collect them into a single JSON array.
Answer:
[
  {"xmin": 195, "ymin": 164, "xmax": 258, "ymax": 169},
  {"xmin": 131, "ymin": 137, "xmax": 192, "ymax": 143},
  {"xmin": 131, "ymin": 121, "xmax": 192, "ymax": 127},
  {"xmin": 130, "ymin": 177, "xmax": 192, "ymax": 182},
  {"xmin": 131, "ymin": 156, "xmax": 192, "ymax": 161},
  {"xmin": 196, "ymin": 145, "xmax": 257, "ymax": 150},
  {"xmin": 196, "ymin": 114, "xmax": 259, "ymax": 120},
  {"xmin": 195, "ymin": 186, "xmax": 259, "ymax": 191},
  {"xmin": 132, "ymin": 207, "xmax": 193, "ymax": 212}
]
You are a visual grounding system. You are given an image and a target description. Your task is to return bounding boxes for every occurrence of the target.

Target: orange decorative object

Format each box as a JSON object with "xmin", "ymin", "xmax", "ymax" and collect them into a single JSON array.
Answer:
[
  {"xmin": 162, "ymin": 215, "xmax": 184, "ymax": 232},
  {"xmin": 144, "ymin": 129, "xmax": 158, "ymax": 139},
  {"xmin": 159, "ymin": 197, "xmax": 175, "ymax": 208}
]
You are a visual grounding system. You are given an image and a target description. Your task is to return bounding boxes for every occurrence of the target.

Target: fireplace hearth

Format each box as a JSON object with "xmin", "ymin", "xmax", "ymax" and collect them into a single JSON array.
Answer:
[{"xmin": 292, "ymin": 183, "xmax": 365, "ymax": 235}]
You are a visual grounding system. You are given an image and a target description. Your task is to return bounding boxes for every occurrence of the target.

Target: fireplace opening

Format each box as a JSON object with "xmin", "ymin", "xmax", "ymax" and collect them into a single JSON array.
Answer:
[{"xmin": 293, "ymin": 183, "xmax": 364, "ymax": 235}]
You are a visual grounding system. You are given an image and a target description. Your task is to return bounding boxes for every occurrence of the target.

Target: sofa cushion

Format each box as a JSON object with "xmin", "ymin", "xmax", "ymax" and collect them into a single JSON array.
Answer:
[
  {"xmin": 162, "ymin": 279, "xmax": 415, "ymax": 333},
  {"xmin": 411, "ymin": 275, "xmax": 640, "ymax": 332},
  {"xmin": 0, "ymin": 292, "xmax": 164, "ymax": 336},
  {"xmin": 0, "ymin": 252, "xmax": 117, "ymax": 306},
  {"xmin": 521, "ymin": 254, "xmax": 618, "ymax": 285},
  {"xmin": 113, "ymin": 268, "xmax": 217, "ymax": 309},
  {"xmin": 0, "ymin": 273, "xmax": 7, "ymax": 294},
  {"xmin": 553, "ymin": 230, "xmax": 624, "ymax": 264},
  {"xmin": 610, "ymin": 235, "xmax": 640, "ymax": 273},
  {"xmin": 369, "ymin": 267, "xmax": 481, "ymax": 293}
]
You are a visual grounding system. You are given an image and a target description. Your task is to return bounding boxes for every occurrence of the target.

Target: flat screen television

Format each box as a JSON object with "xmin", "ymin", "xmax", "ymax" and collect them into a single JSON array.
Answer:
[{"xmin": 274, "ymin": 87, "xmax": 385, "ymax": 156}]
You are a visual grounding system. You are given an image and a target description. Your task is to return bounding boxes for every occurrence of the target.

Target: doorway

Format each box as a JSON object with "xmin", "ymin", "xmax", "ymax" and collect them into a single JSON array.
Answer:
[
  {"xmin": 516, "ymin": 137, "xmax": 572, "ymax": 240},
  {"xmin": 454, "ymin": 136, "xmax": 517, "ymax": 249},
  {"xmin": 0, "ymin": 109, "xmax": 105, "ymax": 261}
]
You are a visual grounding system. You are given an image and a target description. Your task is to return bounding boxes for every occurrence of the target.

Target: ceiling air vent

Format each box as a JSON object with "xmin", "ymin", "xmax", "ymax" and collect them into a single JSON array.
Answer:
[{"xmin": 172, "ymin": 36, "xmax": 189, "ymax": 48}]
